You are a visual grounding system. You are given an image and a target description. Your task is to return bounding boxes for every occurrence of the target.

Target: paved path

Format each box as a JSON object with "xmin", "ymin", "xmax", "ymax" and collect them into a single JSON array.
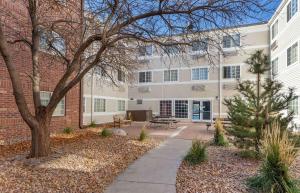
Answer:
[{"xmin": 104, "ymin": 126, "xmax": 192, "ymax": 193}]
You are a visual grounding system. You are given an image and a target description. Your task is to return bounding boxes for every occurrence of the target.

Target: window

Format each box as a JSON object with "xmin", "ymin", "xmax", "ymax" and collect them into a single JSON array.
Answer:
[
  {"xmin": 289, "ymin": 96, "xmax": 299, "ymax": 115},
  {"xmin": 139, "ymin": 71, "xmax": 152, "ymax": 83},
  {"xmin": 190, "ymin": 40, "xmax": 208, "ymax": 52},
  {"xmin": 192, "ymin": 68, "xmax": 208, "ymax": 80},
  {"xmin": 118, "ymin": 70, "xmax": 125, "ymax": 82},
  {"xmin": 287, "ymin": 0, "xmax": 298, "ymax": 22},
  {"xmin": 271, "ymin": 20, "xmax": 278, "ymax": 40},
  {"xmin": 272, "ymin": 58, "xmax": 279, "ymax": 77},
  {"xmin": 287, "ymin": 42, "xmax": 298, "ymax": 66},
  {"xmin": 223, "ymin": 34, "xmax": 240, "ymax": 48},
  {"xmin": 164, "ymin": 70, "xmax": 178, "ymax": 82},
  {"xmin": 164, "ymin": 45, "xmax": 180, "ymax": 55},
  {"xmin": 94, "ymin": 98, "xmax": 105, "ymax": 112},
  {"xmin": 40, "ymin": 91, "xmax": 65, "ymax": 116},
  {"xmin": 175, "ymin": 100, "xmax": 188, "ymax": 118},
  {"xmin": 118, "ymin": 100, "xmax": 126, "ymax": 111},
  {"xmin": 160, "ymin": 100, "xmax": 172, "ymax": 117},
  {"xmin": 137, "ymin": 99, "xmax": 143, "ymax": 104},
  {"xmin": 40, "ymin": 30, "xmax": 66, "ymax": 55},
  {"xmin": 223, "ymin": 66, "xmax": 240, "ymax": 79},
  {"xmin": 139, "ymin": 45, "xmax": 153, "ymax": 56}
]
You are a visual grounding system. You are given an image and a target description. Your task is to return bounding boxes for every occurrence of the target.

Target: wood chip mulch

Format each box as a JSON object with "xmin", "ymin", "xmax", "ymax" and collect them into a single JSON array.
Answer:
[
  {"xmin": 0, "ymin": 131, "xmax": 160, "ymax": 193},
  {"xmin": 177, "ymin": 145, "xmax": 300, "ymax": 193}
]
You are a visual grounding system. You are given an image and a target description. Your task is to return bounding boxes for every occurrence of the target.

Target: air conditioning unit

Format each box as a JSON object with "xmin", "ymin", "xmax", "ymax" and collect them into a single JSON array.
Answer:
[
  {"xmin": 192, "ymin": 84, "xmax": 206, "ymax": 91},
  {"xmin": 138, "ymin": 86, "xmax": 151, "ymax": 93},
  {"xmin": 223, "ymin": 83, "xmax": 237, "ymax": 90},
  {"xmin": 191, "ymin": 52, "xmax": 206, "ymax": 60}
]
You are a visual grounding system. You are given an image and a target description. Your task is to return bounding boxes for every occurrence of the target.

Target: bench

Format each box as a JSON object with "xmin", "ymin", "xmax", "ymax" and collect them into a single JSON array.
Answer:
[{"xmin": 113, "ymin": 115, "xmax": 132, "ymax": 128}]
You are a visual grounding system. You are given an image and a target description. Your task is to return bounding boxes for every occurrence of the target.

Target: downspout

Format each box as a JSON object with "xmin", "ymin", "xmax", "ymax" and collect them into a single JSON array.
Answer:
[
  {"xmin": 79, "ymin": 0, "xmax": 85, "ymax": 129},
  {"xmin": 218, "ymin": 51, "xmax": 222, "ymax": 118},
  {"xmin": 90, "ymin": 69, "xmax": 94, "ymax": 124}
]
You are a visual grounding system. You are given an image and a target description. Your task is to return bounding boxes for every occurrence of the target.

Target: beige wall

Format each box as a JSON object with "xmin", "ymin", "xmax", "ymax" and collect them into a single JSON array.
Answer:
[
  {"xmin": 128, "ymin": 23, "xmax": 269, "ymax": 120},
  {"xmin": 82, "ymin": 74, "xmax": 128, "ymax": 125}
]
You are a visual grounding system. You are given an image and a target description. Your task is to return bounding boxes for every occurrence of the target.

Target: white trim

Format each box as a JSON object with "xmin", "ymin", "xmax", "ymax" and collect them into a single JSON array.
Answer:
[
  {"xmin": 136, "ymin": 44, "xmax": 269, "ymax": 60},
  {"xmin": 83, "ymin": 111, "xmax": 126, "ymax": 116},
  {"xmin": 138, "ymin": 71, "xmax": 153, "ymax": 84},
  {"xmin": 271, "ymin": 39, "xmax": 300, "ymax": 59},
  {"xmin": 129, "ymin": 97, "xmax": 215, "ymax": 101},
  {"xmin": 84, "ymin": 95, "xmax": 129, "ymax": 100},
  {"xmin": 270, "ymin": 11, "xmax": 300, "ymax": 43},
  {"xmin": 287, "ymin": 41, "xmax": 299, "ymax": 67},
  {"xmin": 135, "ymin": 63, "xmax": 246, "ymax": 73},
  {"xmin": 132, "ymin": 78, "xmax": 250, "ymax": 86},
  {"xmin": 191, "ymin": 67, "xmax": 209, "ymax": 81},
  {"xmin": 163, "ymin": 69, "xmax": 180, "ymax": 82}
]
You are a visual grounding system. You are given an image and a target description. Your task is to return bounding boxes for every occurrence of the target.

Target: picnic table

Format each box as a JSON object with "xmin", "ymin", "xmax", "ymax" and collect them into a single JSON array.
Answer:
[{"xmin": 147, "ymin": 115, "xmax": 179, "ymax": 128}]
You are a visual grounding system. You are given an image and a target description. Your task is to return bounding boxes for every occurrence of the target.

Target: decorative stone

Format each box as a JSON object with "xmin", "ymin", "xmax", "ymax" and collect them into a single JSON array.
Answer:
[{"xmin": 111, "ymin": 128, "xmax": 127, "ymax": 136}]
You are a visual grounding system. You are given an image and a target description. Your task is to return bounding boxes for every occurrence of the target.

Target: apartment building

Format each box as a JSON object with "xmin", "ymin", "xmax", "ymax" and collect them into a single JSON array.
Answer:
[
  {"xmin": 0, "ymin": 0, "xmax": 83, "ymax": 144},
  {"xmin": 82, "ymin": 69, "xmax": 128, "ymax": 125},
  {"xmin": 269, "ymin": 0, "xmax": 300, "ymax": 129},
  {"xmin": 127, "ymin": 23, "xmax": 269, "ymax": 122}
]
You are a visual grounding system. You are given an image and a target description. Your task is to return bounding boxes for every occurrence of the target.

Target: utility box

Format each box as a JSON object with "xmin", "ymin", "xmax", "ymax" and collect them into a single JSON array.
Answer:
[{"xmin": 127, "ymin": 110, "xmax": 152, "ymax": 121}]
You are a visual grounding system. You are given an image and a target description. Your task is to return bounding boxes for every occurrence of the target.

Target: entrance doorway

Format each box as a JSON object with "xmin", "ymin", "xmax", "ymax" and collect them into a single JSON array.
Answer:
[{"xmin": 192, "ymin": 100, "xmax": 211, "ymax": 121}]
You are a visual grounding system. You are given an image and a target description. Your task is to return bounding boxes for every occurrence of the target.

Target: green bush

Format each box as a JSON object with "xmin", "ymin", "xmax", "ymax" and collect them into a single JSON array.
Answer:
[
  {"xmin": 184, "ymin": 140, "xmax": 207, "ymax": 165},
  {"xmin": 139, "ymin": 129, "xmax": 148, "ymax": 141},
  {"xmin": 214, "ymin": 119, "xmax": 228, "ymax": 146},
  {"xmin": 100, "ymin": 129, "xmax": 112, "ymax": 137},
  {"xmin": 247, "ymin": 123, "xmax": 299, "ymax": 193},
  {"xmin": 63, "ymin": 127, "xmax": 73, "ymax": 134}
]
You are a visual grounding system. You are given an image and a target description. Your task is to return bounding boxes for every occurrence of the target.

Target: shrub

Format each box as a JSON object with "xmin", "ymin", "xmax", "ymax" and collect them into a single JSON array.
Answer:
[
  {"xmin": 214, "ymin": 119, "xmax": 228, "ymax": 146},
  {"xmin": 139, "ymin": 129, "xmax": 148, "ymax": 141},
  {"xmin": 238, "ymin": 150, "xmax": 259, "ymax": 159},
  {"xmin": 89, "ymin": 121, "xmax": 97, "ymax": 128},
  {"xmin": 63, "ymin": 127, "xmax": 73, "ymax": 134},
  {"xmin": 247, "ymin": 122, "xmax": 299, "ymax": 193},
  {"xmin": 100, "ymin": 128, "xmax": 112, "ymax": 137},
  {"xmin": 184, "ymin": 140, "xmax": 207, "ymax": 165}
]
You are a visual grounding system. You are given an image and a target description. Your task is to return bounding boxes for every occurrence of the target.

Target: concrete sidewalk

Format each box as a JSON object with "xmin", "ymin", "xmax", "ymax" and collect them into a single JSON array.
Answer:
[{"xmin": 104, "ymin": 126, "xmax": 192, "ymax": 193}]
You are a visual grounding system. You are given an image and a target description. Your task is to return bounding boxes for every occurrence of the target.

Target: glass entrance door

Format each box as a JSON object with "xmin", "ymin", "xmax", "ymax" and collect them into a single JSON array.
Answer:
[
  {"xmin": 192, "ymin": 100, "xmax": 211, "ymax": 121},
  {"xmin": 192, "ymin": 101, "xmax": 201, "ymax": 120}
]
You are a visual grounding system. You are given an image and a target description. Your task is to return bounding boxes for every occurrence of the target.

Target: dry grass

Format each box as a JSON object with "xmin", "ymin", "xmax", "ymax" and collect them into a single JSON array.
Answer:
[
  {"xmin": 0, "ymin": 129, "xmax": 161, "ymax": 193},
  {"xmin": 262, "ymin": 123, "xmax": 297, "ymax": 166}
]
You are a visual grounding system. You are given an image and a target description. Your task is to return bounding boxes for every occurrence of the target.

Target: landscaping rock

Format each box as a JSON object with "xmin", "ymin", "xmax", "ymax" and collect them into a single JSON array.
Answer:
[
  {"xmin": 0, "ymin": 132, "xmax": 160, "ymax": 193},
  {"xmin": 111, "ymin": 128, "xmax": 127, "ymax": 136}
]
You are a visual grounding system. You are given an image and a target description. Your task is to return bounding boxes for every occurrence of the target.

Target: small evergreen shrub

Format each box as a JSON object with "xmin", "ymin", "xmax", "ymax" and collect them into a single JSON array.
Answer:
[
  {"xmin": 100, "ymin": 128, "xmax": 112, "ymax": 137},
  {"xmin": 184, "ymin": 140, "xmax": 207, "ymax": 165},
  {"xmin": 247, "ymin": 122, "xmax": 299, "ymax": 193},
  {"xmin": 139, "ymin": 129, "xmax": 148, "ymax": 141},
  {"xmin": 63, "ymin": 127, "xmax": 73, "ymax": 134},
  {"xmin": 214, "ymin": 119, "xmax": 228, "ymax": 146}
]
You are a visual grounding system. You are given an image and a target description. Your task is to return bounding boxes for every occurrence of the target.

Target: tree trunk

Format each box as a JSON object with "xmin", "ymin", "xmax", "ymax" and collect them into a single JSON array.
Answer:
[{"xmin": 29, "ymin": 118, "xmax": 51, "ymax": 158}]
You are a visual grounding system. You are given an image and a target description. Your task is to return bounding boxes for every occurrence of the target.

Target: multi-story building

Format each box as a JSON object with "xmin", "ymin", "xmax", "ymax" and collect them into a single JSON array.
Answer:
[
  {"xmin": 127, "ymin": 23, "xmax": 269, "ymax": 122},
  {"xmin": 82, "ymin": 69, "xmax": 128, "ymax": 125},
  {"xmin": 1, "ymin": 0, "xmax": 300, "ymax": 142},
  {"xmin": 269, "ymin": 0, "xmax": 300, "ymax": 130}
]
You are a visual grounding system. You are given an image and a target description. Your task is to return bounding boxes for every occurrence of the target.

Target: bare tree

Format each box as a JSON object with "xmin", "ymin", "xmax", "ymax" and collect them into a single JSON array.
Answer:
[{"xmin": 0, "ymin": 0, "xmax": 277, "ymax": 157}]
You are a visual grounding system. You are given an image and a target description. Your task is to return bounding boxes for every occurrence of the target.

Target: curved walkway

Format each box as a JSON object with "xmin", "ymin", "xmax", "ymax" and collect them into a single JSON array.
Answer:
[{"xmin": 104, "ymin": 125, "xmax": 192, "ymax": 193}]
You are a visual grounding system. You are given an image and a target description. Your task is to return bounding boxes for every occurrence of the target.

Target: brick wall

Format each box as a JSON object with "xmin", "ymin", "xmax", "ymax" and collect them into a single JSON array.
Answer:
[{"xmin": 0, "ymin": 0, "xmax": 82, "ymax": 144}]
